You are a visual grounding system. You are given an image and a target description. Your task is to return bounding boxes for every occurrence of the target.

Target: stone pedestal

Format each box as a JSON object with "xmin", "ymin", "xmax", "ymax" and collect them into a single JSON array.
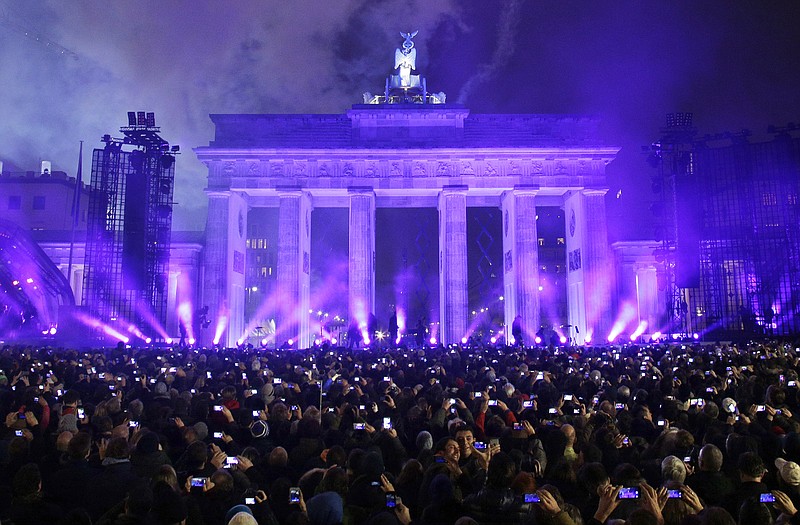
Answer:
[
  {"xmin": 348, "ymin": 188, "xmax": 376, "ymax": 333},
  {"xmin": 276, "ymin": 188, "xmax": 312, "ymax": 348},
  {"xmin": 501, "ymin": 187, "xmax": 540, "ymax": 344},
  {"xmin": 438, "ymin": 186, "xmax": 468, "ymax": 345}
]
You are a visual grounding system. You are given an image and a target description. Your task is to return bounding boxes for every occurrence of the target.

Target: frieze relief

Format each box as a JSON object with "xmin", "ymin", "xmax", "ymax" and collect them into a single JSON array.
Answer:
[{"xmin": 228, "ymin": 157, "xmax": 595, "ymax": 181}]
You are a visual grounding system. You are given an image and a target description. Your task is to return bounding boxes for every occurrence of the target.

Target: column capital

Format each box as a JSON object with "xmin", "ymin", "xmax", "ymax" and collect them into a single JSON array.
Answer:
[
  {"xmin": 205, "ymin": 189, "xmax": 231, "ymax": 198},
  {"xmin": 276, "ymin": 185, "xmax": 305, "ymax": 196},
  {"xmin": 347, "ymin": 186, "xmax": 375, "ymax": 195},
  {"xmin": 583, "ymin": 187, "xmax": 609, "ymax": 197},
  {"xmin": 440, "ymin": 184, "xmax": 469, "ymax": 195}
]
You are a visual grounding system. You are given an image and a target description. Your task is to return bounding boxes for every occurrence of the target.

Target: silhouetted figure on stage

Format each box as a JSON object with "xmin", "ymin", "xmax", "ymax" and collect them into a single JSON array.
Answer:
[
  {"xmin": 346, "ymin": 321, "xmax": 361, "ymax": 350},
  {"xmin": 512, "ymin": 315, "xmax": 523, "ymax": 346},
  {"xmin": 415, "ymin": 317, "xmax": 425, "ymax": 348},
  {"xmin": 179, "ymin": 322, "xmax": 187, "ymax": 347},
  {"xmin": 389, "ymin": 310, "xmax": 398, "ymax": 347},
  {"xmin": 764, "ymin": 307, "xmax": 775, "ymax": 335}
]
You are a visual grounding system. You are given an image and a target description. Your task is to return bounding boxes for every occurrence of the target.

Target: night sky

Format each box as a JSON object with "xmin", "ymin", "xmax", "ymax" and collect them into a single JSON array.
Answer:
[{"xmin": 2, "ymin": 1, "xmax": 800, "ymax": 241}]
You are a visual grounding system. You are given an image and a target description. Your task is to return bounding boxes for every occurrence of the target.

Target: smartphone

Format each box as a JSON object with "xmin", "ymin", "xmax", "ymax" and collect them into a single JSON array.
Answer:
[
  {"xmin": 191, "ymin": 477, "xmax": 207, "ymax": 489},
  {"xmin": 14, "ymin": 430, "xmax": 23, "ymax": 437},
  {"xmin": 250, "ymin": 389, "xmax": 258, "ymax": 395},
  {"xmin": 474, "ymin": 392, "xmax": 483, "ymax": 398},
  {"xmin": 657, "ymin": 419, "xmax": 666, "ymax": 427},
  {"xmin": 252, "ymin": 410, "xmax": 260, "ymax": 418},
  {"xmin": 667, "ymin": 489, "xmax": 682, "ymax": 499},
  {"xmin": 563, "ymin": 394, "xmax": 574, "ymax": 401},
  {"xmin": 618, "ymin": 487, "xmax": 640, "ymax": 499},
  {"xmin": 213, "ymin": 432, "xmax": 223, "ymax": 439},
  {"xmin": 385, "ymin": 492, "xmax": 397, "ymax": 508},
  {"xmin": 683, "ymin": 456, "xmax": 692, "ymax": 463},
  {"xmin": 77, "ymin": 408, "xmax": 85, "ymax": 419},
  {"xmin": 273, "ymin": 378, "xmax": 282, "ymax": 384},
  {"xmin": 548, "ymin": 408, "xmax": 558, "ymax": 415},
  {"xmin": 523, "ymin": 400, "xmax": 534, "ymax": 408},
  {"xmin": 289, "ymin": 487, "xmax": 301, "ymax": 503},
  {"xmin": 383, "ymin": 417, "xmax": 392, "ymax": 430},
  {"xmin": 474, "ymin": 441, "xmax": 487, "ymax": 450},
  {"xmin": 513, "ymin": 423, "xmax": 524, "ymax": 430},
  {"xmin": 789, "ymin": 381, "xmax": 797, "ymax": 387},
  {"xmin": 760, "ymin": 493, "xmax": 776, "ymax": 503},
  {"xmin": 622, "ymin": 437, "xmax": 630, "ymax": 445},
  {"xmin": 226, "ymin": 457, "xmax": 239, "ymax": 468},
  {"xmin": 615, "ymin": 403, "xmax": 625, "ymax": 410},
  {"xmin": 756, "ymin": 405, "xmax": 766, "ymax": 412},
  {"xmin": 434, "ymin": 456, "xmax": 446, "ymax": 463},
  {"xmin": 291, "ymin": 405, "xmax": 299, "ymax": 411},
  {"xmin": 536, "ymin": 373, "xmax": 544, "ymax": 380},
  {"xmin": 353, "ymin": 423, "xmax": 366, "ymax": 430},
  {"xmin": 488, "ymin": 400, "xmax": 498, "ymax": 406},
  {"xmin": 213, "ymin": 405, "xmax": 223, "ymax": 412},
  {"xmin": 524, "ymin": 493, "xmax": 540, "ymax": 503},
  {"xmin": 245, "ymin": 497, "xmax": 256, "ymax": 505},
  {"xmin": 128, "ymin": 421, "xmax": 138, "ymax": 428}
]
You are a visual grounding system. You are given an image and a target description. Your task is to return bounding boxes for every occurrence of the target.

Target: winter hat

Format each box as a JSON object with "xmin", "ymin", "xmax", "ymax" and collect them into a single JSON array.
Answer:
[
  {"xmin": 57, "ymin": 413, "xmax": 79, "ymax": 434},
  {"xmin": 775, "ymin": 457, "xmax": 800, "ymax": 486},
  {"xmin": 225, "ymin": 505, "xmax": 254, "ymax": 524},
  {"xmin": 307, "ymin": 491, "xmax": 344, "ymax": 525}
]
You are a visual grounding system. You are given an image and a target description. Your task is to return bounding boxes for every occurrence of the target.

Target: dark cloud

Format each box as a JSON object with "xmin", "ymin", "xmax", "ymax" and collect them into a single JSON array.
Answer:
[{"xmin": 2, "ymin": 1, "xmax": 799, "ymax": 238}]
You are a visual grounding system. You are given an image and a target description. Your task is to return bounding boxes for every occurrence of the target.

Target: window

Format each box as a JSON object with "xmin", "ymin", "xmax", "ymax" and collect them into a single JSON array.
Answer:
[
  {"xmin": 8, "ymin": 196, "xmax": 21, "ymax": 210},
  {"xmin": 537, "ymin": 238, "xmax": 545, "ymax": 246},
  {"xmin": 33, "ymin": 196, "xmax": 45, "ymax": 210},
  {"xmin": 557, "ymin": 237, "xmax": 565, "ymax": 245},
  {"xmin": 761, "ymin": 193, "xmax": 777, "ymax": 206}
]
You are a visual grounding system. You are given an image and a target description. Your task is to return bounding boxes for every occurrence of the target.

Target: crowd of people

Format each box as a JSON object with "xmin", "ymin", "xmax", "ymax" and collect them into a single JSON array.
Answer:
[{"xmin": 1, "ymin": 338, "xmax": 800, "ymax": 525}]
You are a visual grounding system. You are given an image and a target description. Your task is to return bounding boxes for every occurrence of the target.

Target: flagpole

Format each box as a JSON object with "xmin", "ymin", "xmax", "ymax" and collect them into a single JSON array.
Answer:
[{"xmin": 67, "ymin": 141, "xmax": 83, "ymax": 301}]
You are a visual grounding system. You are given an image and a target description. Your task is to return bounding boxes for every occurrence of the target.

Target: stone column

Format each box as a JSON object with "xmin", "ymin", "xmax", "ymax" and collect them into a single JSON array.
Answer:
[
  {"xmin": 438, "ymin": 185, "xmax": 468, "ymax": 345},
  {"xmin": 501, "ymin": 186, "xmax": 540, "ymax": 344},
  {"xmin": 583, "ymin": 189, "xmax": 615, "ymax": 337},
  {"xmin": 564, "ymin": 189, "xmax": 615, "ymax": 341},
  {"xmin": 348, "ymin": 187, "xmax": 375, "ymax": 333},
  {"xmin": 276, "ymin": 188, "xmax": 312, "ymax": 348},
  {"xmin": 202, "ymin": 190, "xmax": 230, "ymax": 347},
  {"xmin": 202, "ymin": 190, "xmax": 248, "ymax": 347}
]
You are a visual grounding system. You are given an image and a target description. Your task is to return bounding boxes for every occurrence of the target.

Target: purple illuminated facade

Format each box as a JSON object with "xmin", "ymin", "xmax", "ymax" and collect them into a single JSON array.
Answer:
[{"xmin": 195, "ymin": 106, "xmax": 620, "ymax": 347}]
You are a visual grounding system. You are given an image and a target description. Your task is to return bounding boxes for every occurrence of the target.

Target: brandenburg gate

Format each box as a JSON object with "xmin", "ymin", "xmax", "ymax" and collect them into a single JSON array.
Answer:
[{"xmin": 195, "ymin": 33, "xmax": 619, "ymax": 348}]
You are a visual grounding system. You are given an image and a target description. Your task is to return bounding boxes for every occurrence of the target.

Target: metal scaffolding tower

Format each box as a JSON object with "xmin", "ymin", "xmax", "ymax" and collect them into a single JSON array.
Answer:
[{"xmin": 82, "ymin": 112, "xmax": 177, "ymax": 334}]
